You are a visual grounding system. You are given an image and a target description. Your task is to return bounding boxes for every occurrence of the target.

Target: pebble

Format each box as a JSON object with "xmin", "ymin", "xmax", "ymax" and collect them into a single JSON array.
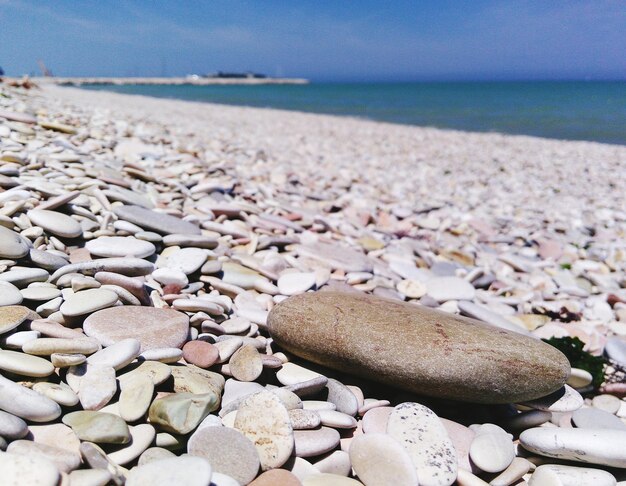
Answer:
[
  {"xmin": 520, "ymin": 427, "xmax": 626, "ymax": 468},
  {"xmin": 0, "ymin": 374, "xmax": 62, "ymax": 422},
  {"xmin": 0, "ymin": 409, "xmax": 28, "ymax": 439},
  {"xmin": 83, "ymin": 306, "xmax": 189, "ymax": 351},
  {"xmin": 0, "ymin": 225, "xmax": 30, "ymax": 259},
  {"xmin": 468, "ymin": 432, "xmax": 515, "ymax": 473},
  {"xmin": 0, "ymin": 283, "xmax": 23, "ymax": 306},
  {"xmin": 278, "ymin": 272, "xmax": 316, "ymax": 295},
  {"xmin": 7, "ymin": 439, "xmax": 81, "ymax": 473},
  {"xmin": 119, "ymin": 373, "xmax": 154, "ymax": 421},
  {"xmin": 33, "ymin": 381, "xmax": 79, "ymax": 406},
  {"xmin": 249, "ymin": 469, "xmax": 303, "ymax": 486},
  {"xmin": 350, "ymin": 433, "xmax": 418, "ymax": 486},
  {"xmin": 86, "ymin": 236, "xmax": 156, "ymax": 258},
  {"xmin": 268, "ymin": 292, "xmax": 569, "ymax": 403},
  {"xmin": 572, "ymin": 407, "xmax": 626, "ymax": 429},
  {"xmin": 63, "ymin": 411, "xmax": 130, "ymax": 444},
  {"xmin": 0, "ymin": 305, "xmax": 32, "ymax": 334},
  {"xmin": 426, "ymin": 276, "xmax": 476, "ymax": 302},
  {"xmin": 605, "ymin": 337, "xmax": 626, "ymax": 365},
  {"xmin": 114, "ymin": 205, "xmax": 201, "ymax": 235},
  {"xmin": 528, "ymin": 464, "xmax": 617, "ymax": 486},
  {"xmin": 23, "ymin": 337, "xmax": 101, "ymax": 355},
  {"xmin": 125, "ymin": 456, "xmax": 212, "ymax": 486},
  {"xmin": 521, "ymin": 385, "xmax": 583, "ymax": 412},
  {"xmin": 592, "ymin": 394, "xmax": 622, "ymax": 414},
  {"xmin": 107, "ymin": 424, "xmax": 156, "ymax": 465},
  {"xmin": 27, "ymin": 209, "xmax": 82, "ymax": 238},
  {"xmin": 77, "ymin": 364, "xmax": 117, "ymax": 410},
  {"xmin": 0, "ymin": 268, "xmax": 49, "ymax": 287},
  {"xmin": 294, "ymin": 427, "xmax": 341, "ymax": 457},
  {"xmin": 0, "ymin": 452, "xmax": 61, "ymax": 486},
  {"xmin": 229, "ymin": 344, "xmax": 263, "ymax": 381},
  {"xmin": 148, "ymin": 392, "xmax": 219, "ymax": 434},
  {"xmin": 188, "ymin": 426, "xmax": 261, "ymax": 485},
  {"xmin": 387, "ymin": 402, "xmax": 457, "ymax": 486},
  {"xmin": 60, "ymin": 288, "xmax": 118, "ymax": 317},
  {"xmin": 87, "ymin": 337, "xmax": 141, "ymax": 369},
  {"xmin": 234, "ymin": 391, "xmax": 294, "ymax": 470},
  {"xmin": 0, "ymin": 349, "xmax": 55, "ymax": 376}
]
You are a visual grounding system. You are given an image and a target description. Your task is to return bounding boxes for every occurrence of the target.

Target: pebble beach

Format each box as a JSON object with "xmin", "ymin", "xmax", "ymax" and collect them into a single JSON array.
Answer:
[{"xmin": 1, "ymin": 80, "xmax": 626, "ymax": 485}]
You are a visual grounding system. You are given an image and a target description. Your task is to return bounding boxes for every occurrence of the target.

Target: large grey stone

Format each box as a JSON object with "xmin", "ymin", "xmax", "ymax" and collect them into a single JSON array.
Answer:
[
  {"xmin": 114, "ymin": 205, "xmax": 200, "ymax": 235},
  {"xmin": 268, "ymin": 292, "xmax": 570, "ymax": 404}
]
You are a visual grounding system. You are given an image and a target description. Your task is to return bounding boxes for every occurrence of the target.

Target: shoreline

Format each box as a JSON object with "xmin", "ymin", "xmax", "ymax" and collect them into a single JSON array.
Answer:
[{"xmin": 52, "ymin": 84, "xmax": 626, "ymax": 148}]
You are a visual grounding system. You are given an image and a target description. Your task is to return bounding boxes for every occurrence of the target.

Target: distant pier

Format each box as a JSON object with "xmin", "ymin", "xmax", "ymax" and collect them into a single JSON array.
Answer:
[{"xmin": 33, "ymin": 76, "xmax": 309, "ymax": 86}]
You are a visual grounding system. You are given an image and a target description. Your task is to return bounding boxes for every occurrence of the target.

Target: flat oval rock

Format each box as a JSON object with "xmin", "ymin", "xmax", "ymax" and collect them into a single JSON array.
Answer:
[
  {"xmin": 268, "ymin": 292, "xmax": 570, "ymax": 403},
  {"xmin": 114, "ymin": 205, "xmax": 201, "ymax": 235},
  {"xmin": 125, "ymin": 456, "xmax": 212, "ymax": 486},
  {"xmin": 86, "ymin": 236, "xmax": 156, "ymax": 258},
  {"xmin": 520, "ymin": 427, "xmax": 626, "ymax": 468},
  {"xmin": 0, "ymin": 452, "xmax": 60, "ymax": 486},
  {"xmin": 0, "ymin": 305, "xmax": 33, "ymax": 334},
  {"xmin": 84, "ymin": 306, "xmax": 189, "ymax": 352},
  {"xmin": 528, "ymin": 464, "xmax": 617, "ymax": 486},
  {"xmin": 350, "ymin": 433, "xmax": 418, "ymax": 486},
  {"xmin": 0, "ymin": 225, "xmax": 30, "ymax": 259},
  {"xmin": 27, "ymin": 209, "xmax": 82, "ymax": 238},
  {"xmin": 387, "ymin": 402, "xmax": 457, "ymax": 486}
]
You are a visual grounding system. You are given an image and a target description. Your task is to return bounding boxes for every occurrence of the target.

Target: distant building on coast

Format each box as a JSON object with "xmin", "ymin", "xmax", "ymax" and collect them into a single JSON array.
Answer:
[{"xmin": 207, "ymin": 71, "xmax": 267, "ymax": 79}]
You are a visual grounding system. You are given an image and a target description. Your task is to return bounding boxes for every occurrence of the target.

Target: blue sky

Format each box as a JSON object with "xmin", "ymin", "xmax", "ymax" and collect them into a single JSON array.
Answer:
[{"xmin": 0, "ymin": 0, "xmax": 624, "ymax": 81}]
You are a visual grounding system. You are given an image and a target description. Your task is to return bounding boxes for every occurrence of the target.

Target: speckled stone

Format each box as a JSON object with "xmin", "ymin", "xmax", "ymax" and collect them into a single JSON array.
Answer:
[
  {"xmin": 387, "ymin": 402, "xmax": 457, "ymax": 486},
  {"xmin": 83, "ymin": 306, "xmax": 189, "ymax": 351},
  {"xmin": 0, "ymin": 306, "xmax": 32, "ymax": 334},
  {"xmin": 268, "ymin": 292, "xmax": 570, "ymax": 403}
]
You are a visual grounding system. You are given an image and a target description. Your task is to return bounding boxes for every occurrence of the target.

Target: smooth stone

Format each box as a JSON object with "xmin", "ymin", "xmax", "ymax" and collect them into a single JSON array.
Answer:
[
  {"xmin": 107, "ymin": 424, "xmax": 156, "ymax": 465},
  {"xmin": 296, "ymin": 241, "xmax": 373, "ymax": 273},
  {"xmin": 222, "ymin": 379, "xmax": 264, "ymax": 408},
  {"xmin": 211, "ymin": 472, "xmax": 241, "ymax": 486},
  {"xmin": 302, "ymin": 474, "xmax": 363, "ymax": 486},
  {"xmin": 501, "ymin": 410, "xmax": 552, "ymax": 431},
  {"xmin": 84, "ymin": 306, "xmax": 189, "ymax": 352},
  {"xmin": 27, "ymin": 423, "xmax": 81, "ymax": 457},
  {"xmin": 114, "ymin": 205, "xmax": 201, "ymax": 235},
  {"xmin": 278, "ymin": 272, "xmax": 316, "ymax": 296},
  {"xmin": 0, "ymin": 374, "xmax": 61, "ymax": 421},
  {"xmin": 457, "ymin": 300, "xmax": 529, "ymax": 335},
  {"xmin": 125, "ymin": 456, "xmax": 212, "ymax": 486},
  {"xmin": 0, "ymin": 283, "xmax": 23, "ymax": 306},
  {"xmin": 0, "ymin": 410, "xmax": 28, "ymax": 439},
  {"xmin": 468, "ymin": 432, "xmax": 514, "ymax": 473},
  {"xmin": 162, "ymin": 234, "xmax": 218, "ymax": 249},
  {"xmin": 68, "ymin": 469, "xmax": 112, "ymax": 486},
  {"xmin": 0, "ymin": 452, "xmax": 61, "ymax": 486},
  {"xmin": 20, "ymin": 286, "xmax": 61, "ymax": 301},
  {"xmin": 528, "ymin": 464, "xmax": 617, "ymax": 486},
  {"xmin": 0, "ymin": 305, "xmax": 32, "ymax": 334},
  {"xmin": 137, "ymin": 447, "xmax": 176, "ymax": 466},
  {"xmin": 23, "ymin": 337, "xmax": 100, "ymax": 355},
  {"xmin": 148, "ymin": 392, "xmax": 219, "ymax": 434},
  {"xmin": 318, "ymin": 410, "xmax": 357, "ymax": 429},
  {"xmin": 32, "ymin": 381, "xmax": 79, "ymax": 406},
  {"xmin": 60, "ymin": 288, "xmax": 118, "ymax": 317},
  {"xmin": 326, "ymin": 379, "xmax": 359, "ymax": 416},
  {"xmin": 0, "ymin": 225, "xmax": 30, "ymax": 259},
  {"xmin": 152, "ymin": 268, "xmax": 189, "ymax": 288},
  {"xmin": 592, "ymin": 394, "xmax": 622, "ymax": 414},
  {"xmin": 572, "ymin": 407, "xmax": 626, "ymax": 429},
  {"xmin": 361, "ymin": 407, "xmax": 393, "ymax": 434},
  {"xmin": 77, "ymin": 364, "xmax": 117, "ymax": 410},
  {"xmin": 605, "ymin": 337, "xmax": 626, "ymax": 365},
  {"xmin": 313, "ymin": 450, "xmax": 351, "ymax": 476},
  {"xmin": 29, "ymin": 249, "xmax": 68, "ymax": 272},
  {"xmin": 27, "ymin": 209, "xmax": 82, "ymax": 238},
  {"xmin": 234, "ymin": 391, "xmax": 294, "ymax": 470},
  {"xmin": 51, "ymin": 353, "xmax": 87, "ymax": 367},
  {"xmin": 249, "ymin": 469, "xmax": 302, "ymax": 486},
  {"xmin": 229, "ymin": 344, "xmax": 263, "ymax": 382},
  {"xmin": 7, "ymin": 439, "xmax": 81, "ymax": 473},
  {"xmin": 119, "ymin": 360, "xmax": 172, "ymax": 386},
  {"xmin": 50, "ymin": 258, "xmax": 154, "ymax": 283},
  {"xmin": 87, "ymin": 338, "xmax": 141, "ymax": 370},
  {"xmin": 426, "ymin": 277, "xmax": 476, "ymax": 302},
  {"xmin": 489, "ymin": 457, "xmax": 533, "ymax": 486},
  {"xmin": 440, "ymin": 418, "xmax": 475, "ymax": 472},
  {"xmin": 182, "ymin": 340, "xmax": 219, "ymax": 368},
  {"xmin": 139, "ymin": 347, "xmax": 183, "ymax": 363},
  {"xmin": 567, "ymin": 368, "xmax": 593, "ymax": 388},
  {"xmin": 520, "ymin": 427, "xmax": 626, "ymax": 467},
  {"xmin": 86, "ymin": 236, "xmax": 156, "ymax": 258},
  {"xmin": 170, "ymin": 365, "xmax": 225, "ymax": 395},
  {"xmin": 521, "ymin": 385, "xmax": 583, "ymax": 412},
  {"xmin": 0, "ymin": 349, "xmax": 54, "ymax": 376},
  {"xmin": 221, "ymin": 317, "xmax": 251, "ymax": 334},
  {"xmin": 160, "ymin": 247, "xmax": 208, "ymax": 274},
  {"xmin": 63, "ymin": 411, "xmax": 130, "ymax": 444},
  {"xmin": 350, "ymin": 433, "xmax": 418, "ymax": 486},
  {"xmin": 387, "ymin": 402, "xmax": 457, "ymax": 486},
  {"xmin": 276, "ymin": 362, "xmax": 325, "ymax": 386},
  {"xmin": 119, "ymin": 373, "xmax": 154, "ymax": 422},
  {"xmin": 289, "ymin": 409, "xmax": 322, "ymax": 430},
  {"xmin": 268, "ymin": 292, "xmax": 570, "ymax": 403},
  {"xmin": 293, "ymin": 427, "xmax": 341, "ymax": 457},
  {"xmin": 188, "ymin": 426, "xmax": 261, "ymax": 485},
  {"xmin": 0, "ymin": 268, "xmax": 49, "ymax": 287}
]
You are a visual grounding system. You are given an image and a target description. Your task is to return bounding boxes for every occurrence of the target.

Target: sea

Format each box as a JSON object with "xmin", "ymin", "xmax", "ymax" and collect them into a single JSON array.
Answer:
[{"xmin": 80, "ymin": 81, "xmax": 626, "ymax": 145}]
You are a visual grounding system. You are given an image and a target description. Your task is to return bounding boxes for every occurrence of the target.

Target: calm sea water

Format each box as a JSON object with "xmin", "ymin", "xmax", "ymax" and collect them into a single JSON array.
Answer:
[{"xmin": 81, "ymin": 82, "xmax": 626, "ymax": 145}]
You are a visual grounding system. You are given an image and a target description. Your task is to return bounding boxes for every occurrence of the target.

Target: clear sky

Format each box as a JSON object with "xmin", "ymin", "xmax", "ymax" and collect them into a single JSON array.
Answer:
[{"xmin": 1, "ymin": 0, "xmax": 624, "ymax": 81}]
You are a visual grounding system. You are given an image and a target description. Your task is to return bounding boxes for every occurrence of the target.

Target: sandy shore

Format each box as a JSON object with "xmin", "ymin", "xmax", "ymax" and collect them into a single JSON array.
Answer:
[{"xmin": 1, "ymin": 81, "xmax": 626, "ymax": 484}]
